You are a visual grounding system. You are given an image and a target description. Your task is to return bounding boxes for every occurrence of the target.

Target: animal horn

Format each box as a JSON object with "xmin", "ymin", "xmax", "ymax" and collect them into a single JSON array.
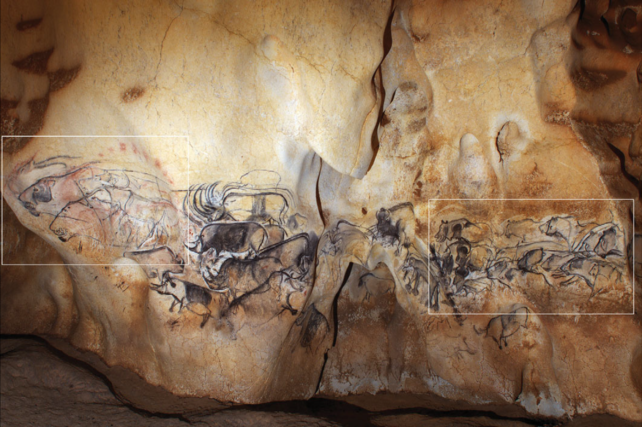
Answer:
[{"xmin": 185, "ymin": 238, "xmax": 202, "ymax": 253}]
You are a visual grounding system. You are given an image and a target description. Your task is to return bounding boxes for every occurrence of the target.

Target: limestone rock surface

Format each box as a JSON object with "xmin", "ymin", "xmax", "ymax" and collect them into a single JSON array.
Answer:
[{"xmin": 1, "ymin": 0, "xmax": 641, "ymax": 424}]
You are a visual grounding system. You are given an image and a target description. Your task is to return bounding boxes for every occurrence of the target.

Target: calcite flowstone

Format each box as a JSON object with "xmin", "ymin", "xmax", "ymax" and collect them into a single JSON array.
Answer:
[{"xmin": 1, "ymin": 0, "xmax": 641, "ymax": 424}]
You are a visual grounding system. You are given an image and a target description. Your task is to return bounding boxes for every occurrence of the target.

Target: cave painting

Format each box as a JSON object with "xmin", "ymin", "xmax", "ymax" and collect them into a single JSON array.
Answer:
[
  {"xmin": 1, "ymin": 0, "xmax": 641, "ymax": 422},
  {"xmin": 8, "ymin": 149, "xmax": 633, "ymax": 339}
]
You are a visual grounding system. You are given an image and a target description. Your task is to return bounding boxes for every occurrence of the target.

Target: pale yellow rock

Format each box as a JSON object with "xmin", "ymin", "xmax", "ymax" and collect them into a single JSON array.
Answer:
[{"xmin": 1, "ymin": 0, "xmax": 641, "ymax": 424}]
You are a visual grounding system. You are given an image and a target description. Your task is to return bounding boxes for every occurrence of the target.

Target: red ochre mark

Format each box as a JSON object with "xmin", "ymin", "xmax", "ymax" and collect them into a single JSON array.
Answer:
[
  {"xmin": 12, "ymin": 48, "xmax": 54, "ymax": 75},
  {"xmin": 11, "ymin": 155, "xmax": 37, "ymax": 176},
  {"xmin": 122, "ymin": 87, "xmax": 145, "ymax": 103},
  {"xmin": 1, "ymin": 94, "xmax": 50, "ymax": 153},
  {"xmin": 1, "ymin": 98, "xmax": 19, "ymax": 133},
  {"xmin": 108, "ymin": 147, "xmax": 114, "ymax": 153},
  {"xmin": 413, "ymin": 181, "xmax": 423, "ymax": 199},
  {"xmin": 98, "ymin": 153, "xmax": 104, "ymax": 157},
  {"xmin": 48, "ymin": 65, "xmax": 81, "ymax": 92},
  {"xmin": 119, "ymin": 142, "xmax": 127, "ymax": 152},
  {"xmin": 2, "ymin": 47, "xmax": 55, "ymax": 153},
  {"xmin": 16, "ymin": 18, "xmax": 42, "ymax": 31},
  {"xmin": 1, "ymin": 59, "xmax": 80, "ymax": 153},
  {"xmin": 162, "ymin": 169, "xmax": 174, "ymax": 185},
  {"xmin": 155, "ymin": 159, "xmax": 162, "ymax": 168}
]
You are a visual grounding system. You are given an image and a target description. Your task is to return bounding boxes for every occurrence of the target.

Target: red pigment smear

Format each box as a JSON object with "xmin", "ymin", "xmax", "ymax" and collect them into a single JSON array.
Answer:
[
  {"xmin": 12, "ymin": 48, "xmax": 54, "ymax": 75},
  {"xmin": 122, "ymin": 87, "xmax": 145, "ymax": 103},
  {"xmin": 48, "ymin": 65, "xmax": 81, "ymax": 92},
  {"xmin": 16, "ymin": 18, "xmax": 42, "ymax": 31},
  {"xmin": 162, "ymin": 169, "xmax": 174, "ymax": 185},
  {"xmin": 11, "ymin": 154, "xmax": 37, "ymax": 176},
  {"xmin": 98, "ymin": 153, "xmax": 104, "ymax": 157},
  {"xmin": 108, "ymin": 147, "xmax": 114, "ymax": 153},
  {"xmin": 119, "ymin": 142, "xmax": 127, "ymax": 152},
  {"xmin": 155, "ymin": 159, "xmax": 162, "ymax": 168}
]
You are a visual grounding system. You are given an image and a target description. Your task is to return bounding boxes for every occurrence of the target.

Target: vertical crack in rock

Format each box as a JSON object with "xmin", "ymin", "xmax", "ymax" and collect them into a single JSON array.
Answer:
[
  {"xmin": 316, "ymin": 159, "xmax": 326, "ymax": 227},
  {"xmin": 365, "ymin": 6, "xmax": 397, "ymax": 174},
  {"xmin": 1, "ymin": 0, "xmax": 642, "ymax": 422},
  {"xmin": 315, "ymin": 262, "xmax": 354, "ymax": 394},
  {"xmin": 331, "ymin": 263, "xmax": 354, "ymax": 348},
  {"xmin": 153, "ymin": 2, "xmax": 184, "ymax": 84},
  {"xmin": 607, "ymin": 141, "xmax": 642, "ymax": 197}
]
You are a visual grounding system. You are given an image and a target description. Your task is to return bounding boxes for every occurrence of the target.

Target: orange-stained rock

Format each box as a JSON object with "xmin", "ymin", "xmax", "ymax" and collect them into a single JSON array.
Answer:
[{"xmin": 1, "ymin": 0, "xmax": 641, "ymax": 423}]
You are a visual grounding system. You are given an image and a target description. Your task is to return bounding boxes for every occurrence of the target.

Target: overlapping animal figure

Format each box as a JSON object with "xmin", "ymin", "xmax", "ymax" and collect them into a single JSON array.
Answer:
[
  {"xmin": 314, "ymin": 203, "xmax": 628, "ymax": 310},
  {"xmin": 319, "ymin": 203, "xmax": 628, "ymax": 346},
  {"xmin": 8, "ymin": 155, "xmax": 182, "ymax": 255},
  {"xmin": 428, "ymin": 214, "xmax": 626, "ymax": 307},
  {"xmin": 9, "ymin": 155, "xmax": 629, "ymax": 344},
  {"xmin": 128, "ymin": 171, "xmax": 318, "ymax": 330},
  {"xmin": 9, "ymin": 158, "xmax": 317, "ymax": 331}
]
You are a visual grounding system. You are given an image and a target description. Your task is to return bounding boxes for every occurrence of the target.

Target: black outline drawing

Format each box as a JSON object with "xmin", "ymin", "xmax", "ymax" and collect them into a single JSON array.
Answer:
[
  {"xmin": 10, "ymin": 159, "xmax": 319, "ymax": 333},
  {"xmin": 13, "ymin": 155, "xmax": 181, "ymax": 253},
  {"xmin": 9, "ymin": 154, "xmax": 630, "ymax": 333},
  {"xmin": 474, "ymin": 306, "xmax": 530, "ymax": 349}
]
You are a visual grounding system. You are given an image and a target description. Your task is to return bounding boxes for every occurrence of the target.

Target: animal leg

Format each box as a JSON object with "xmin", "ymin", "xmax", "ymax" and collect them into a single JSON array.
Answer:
[
  {"xmin": 500, "ymin": 336, "xmax": 508, "ymax": 349},
  {"xmin": 200, "ymin": 310, "xmax": 211, "ymax": 328},
  {"xmin": 414, "ymin": 275, "xmax": 426, "ymax": 296},
  {"xmin": 177, "ymin": 299, "xmax": 186, "ymax": 313}
]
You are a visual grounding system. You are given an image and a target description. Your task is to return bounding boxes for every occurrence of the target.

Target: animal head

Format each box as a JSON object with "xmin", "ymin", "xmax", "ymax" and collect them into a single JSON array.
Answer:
[
  {"xmin": 594, "ymin": 227, "xmax": 620, "ymax": 257},
  {"xmin": 539, "ymin": 216, "xmax": 571, "ymax": 240},
  {"xmin": 401, "ymin": 257, "xmax": 415, "ymax": 272},
  {"xmin": 376, "ymin": 208, "xmax": 391, "ymax": 223},
  {"xmin": 435, "ymin": 221, "xmax": 449, "ymax": 242},
  {"xmin": 9, "ymin": 155, "xmax": 76, "ymax": 192},
  {"xmin": 539, "ymin": 217, "xmax": 558, "ymax": 235},
  {"xmin": 487, "ymin": 260, "xmax": 508, "ymax": 278},
  {"xmin": 10, "ymin": 157, "xmax": 94, "ymax": 218},
  {"xmin": 18, "ymin": 178, "xmax": 56, "ymax": 216},
  {"xmin": 153, "ymin": 274, "xmax": 183, "ymax": 298}
]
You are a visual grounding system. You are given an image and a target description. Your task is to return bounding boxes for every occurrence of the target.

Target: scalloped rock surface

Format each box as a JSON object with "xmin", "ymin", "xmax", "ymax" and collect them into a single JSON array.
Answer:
[{"xmin": 1, "ymin": 0, "xmax": 641, "ymax": 424}]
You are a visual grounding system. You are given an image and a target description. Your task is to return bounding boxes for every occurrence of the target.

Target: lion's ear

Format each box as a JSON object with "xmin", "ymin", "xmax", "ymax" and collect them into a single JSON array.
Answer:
[{"xmin": 41, "ymin": 178, "xmax": 56, "ymax": 188}]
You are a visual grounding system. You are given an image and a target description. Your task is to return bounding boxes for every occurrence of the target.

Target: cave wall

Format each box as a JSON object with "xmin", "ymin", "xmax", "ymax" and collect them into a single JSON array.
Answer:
[{"xmin": 1, "ymin": 0, "xmax": 641, "ymax": 423}]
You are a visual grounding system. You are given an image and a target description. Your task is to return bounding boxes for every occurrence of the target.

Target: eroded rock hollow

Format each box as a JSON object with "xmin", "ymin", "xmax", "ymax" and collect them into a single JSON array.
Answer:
[{"xmin": 1, "ymin": 0, "xmax": 641, "ymax": 425}]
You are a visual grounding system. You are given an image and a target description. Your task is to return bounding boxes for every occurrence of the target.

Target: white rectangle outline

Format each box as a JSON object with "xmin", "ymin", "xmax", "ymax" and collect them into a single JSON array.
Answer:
[
  {"xmin": 2, "ymin": 144, "xmax": 638, "ymax": 314},
  {"xmin": 426, "ymin": 198, "xmax": 635, "ymax": 316},
  {"xmin": 1, "ymin": 135, "xmax": 191, "ymax": 267}
]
